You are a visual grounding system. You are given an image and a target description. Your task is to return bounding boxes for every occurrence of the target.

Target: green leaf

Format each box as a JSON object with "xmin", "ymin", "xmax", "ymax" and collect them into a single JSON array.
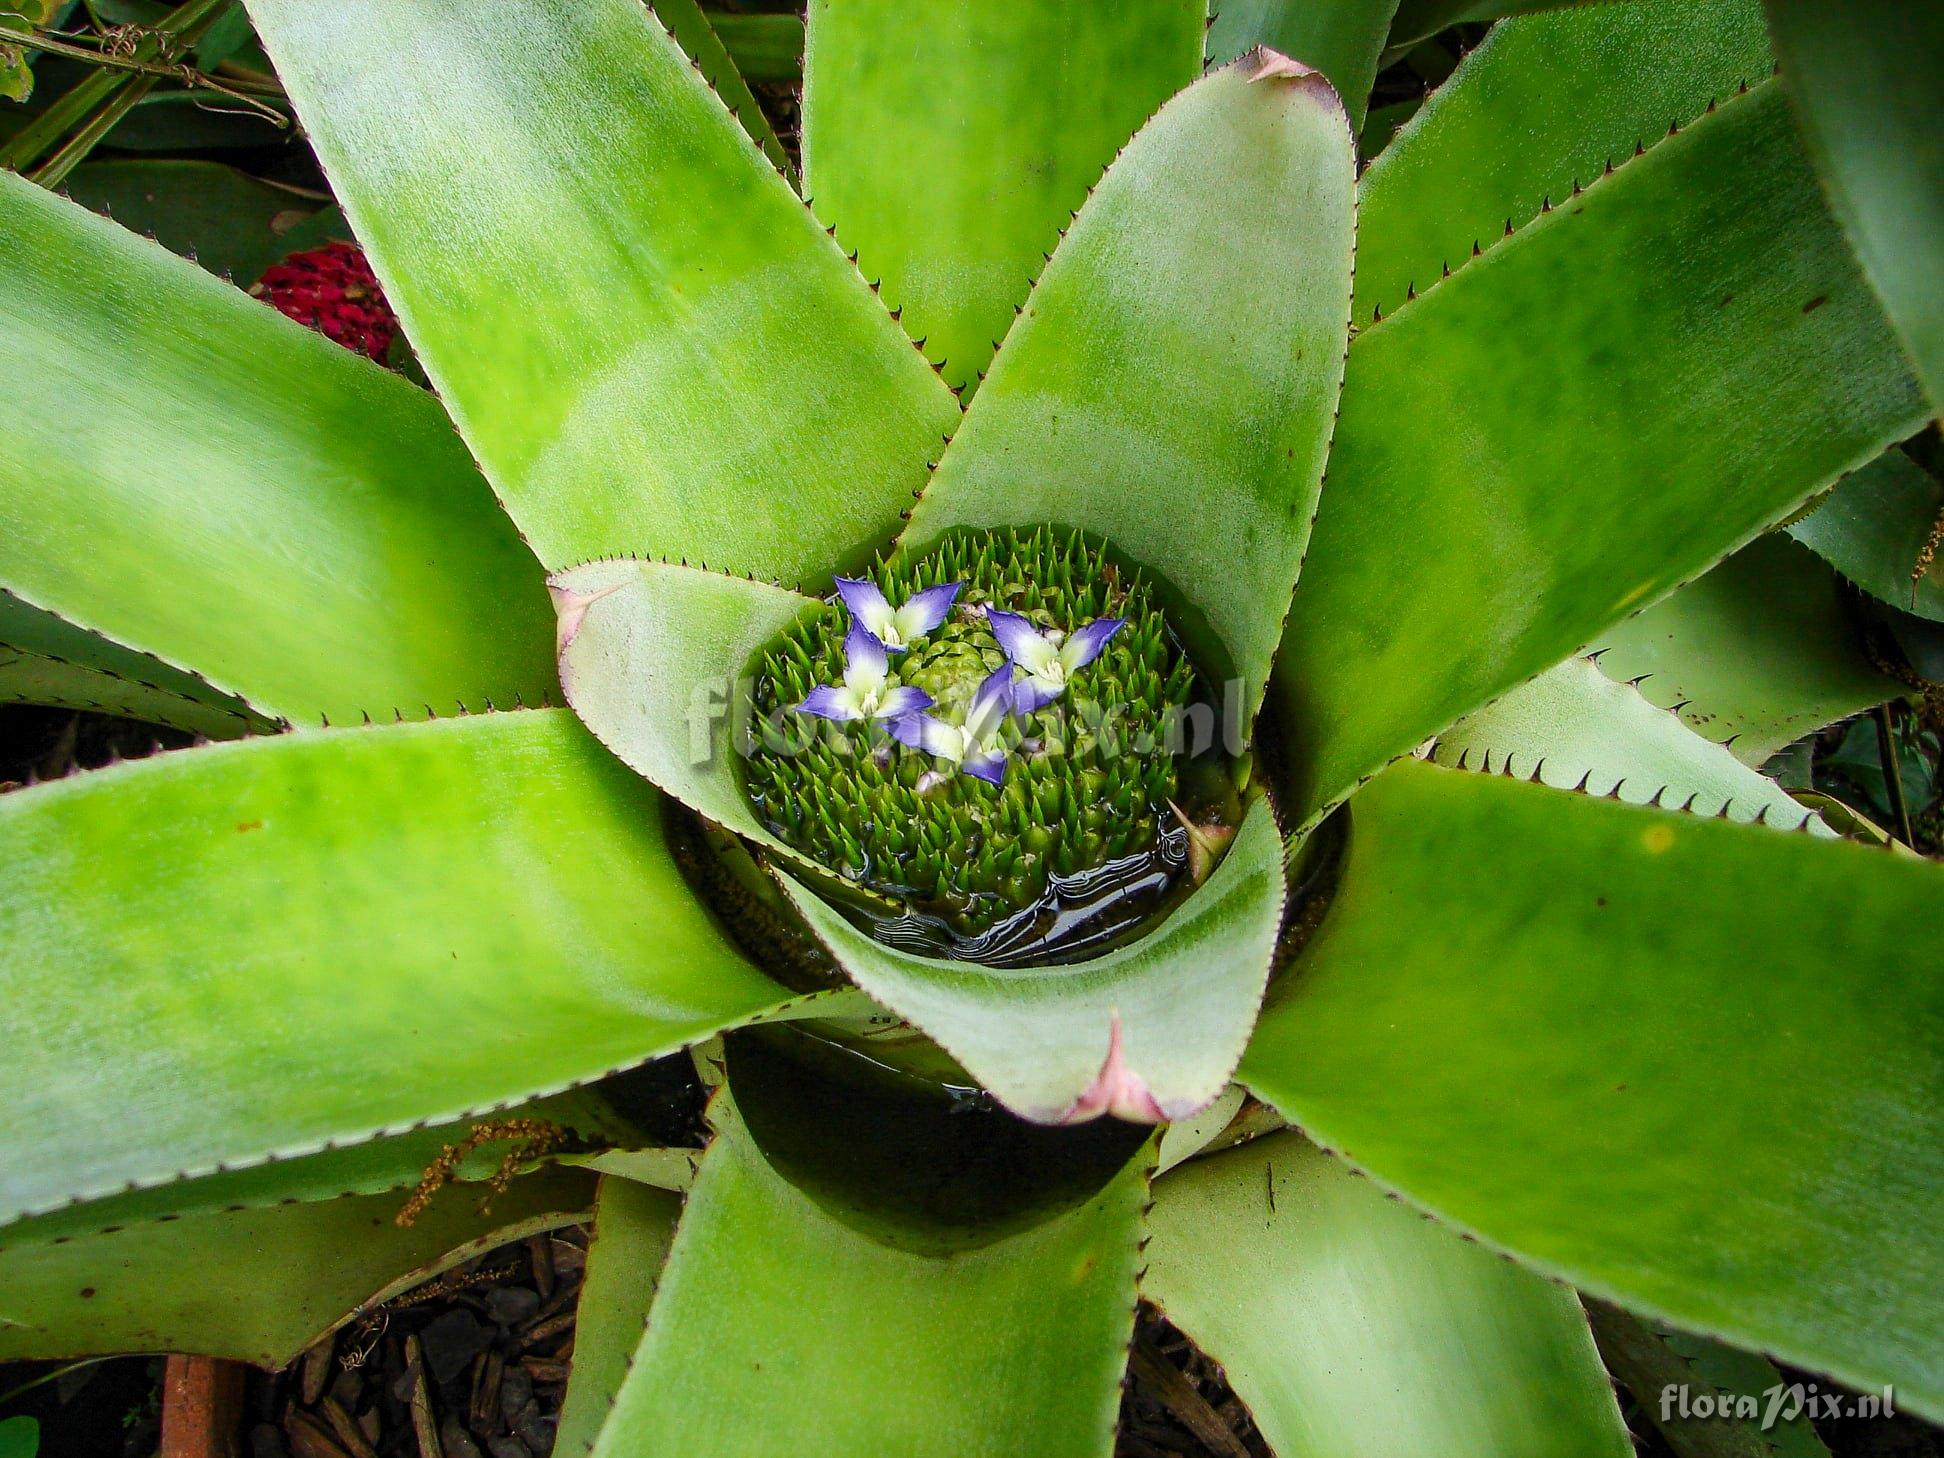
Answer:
[
  {"xmin": 1788, "ymin": 448, "xmax": 1944, "ymax": 622},
  {"xmin": 1242, "ymin": 758, "xmax": 1944, "ymax": 1417},
  {"xmin": 0, "ymin": 590, "xmax": 271, "ymax": 738},
  {"xmin": 1589, "ymin": 1303, "xmax": 1836, "ymax": 1458},
  {"xmin": 775, "ymin": 798, "xmax": 1285, "ymax": 1125},
  {"xmin": 710, "ymin": 12, "xmax": 802, "ymax": 82},
  {"xmin": 1592, "ymin": 534, "xmax": 1901, "ymax": 765},
  {"xmin": 1274, "ymin": 80, "xmax": 1926, "ymax": 834},
  {"xmin": 0, "ymin": 171, "xmax": 554, "ymax": 728},
  {"xmin": 650, "ymin": 0, "xmax": 792, "ymax": 177},
  {"xmin": 1357, "ymin": 0, "xmax": 1773, "ymax": 323},
  {"xmin": 1207, "ymin": 0, "xmax": 1402, "ymax": 128},
  {"xmin": 0, "ymin": 1166, "xmax": 595, "ymax": 1365},
  {"xmin": 0, "ymin": 1087, "xmax": 628, "ymax": 1253},
  {"xmin": 0, "ymin": 1418, "xmax": 35, "ymax": 1458},
  {"xmin": 581, "ymin": 1091, "xmax": 1148, "ymax": 1458},
  {"xmin": 245, "ymin": 0, "xmax": 958, "ymax": 582},
  {"xmin": 1433, "ymin": 655, "xmax": 1829, "ymax": 832},
  {"xmin": 802, "ymin": 0, "xmax": 1203, "ymax": 394},
  {"xmin": 0, "ymin": 710, "xmax": 794, "ymax": 1230},
  {"xmin": 1144, "ymin": 1133, "xmax": 1630, "ymax": 1458},
  {"xmin": 555, "ymin": 1175, "xmax": 683, "ymax": 1457},
  {"xmin": 1763, "ymin": 0, "xmax": 1944, "ymax": 414},
  {"xmin": 550, "ymin": 558, "xmax": 826, "ymax": 872},
  {"xmin": 901, "ymin": 56, "xmax": 1355, "ymax": 725},
  {"xmin": 60, "ymin": 159, "xmax": 321, "ymax": 283}
]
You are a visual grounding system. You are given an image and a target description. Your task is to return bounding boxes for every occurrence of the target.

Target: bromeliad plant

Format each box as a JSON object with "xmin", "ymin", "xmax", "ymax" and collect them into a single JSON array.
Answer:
[{"xmin": 0, "ymin": 1, "xmax": 1940, "ymax": 1455}]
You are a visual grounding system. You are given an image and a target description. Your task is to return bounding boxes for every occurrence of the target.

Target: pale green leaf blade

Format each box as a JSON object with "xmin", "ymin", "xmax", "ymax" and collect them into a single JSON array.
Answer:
[
  {"xmin": 1764, "ymin": 0, "xmax": 1944, "ymax": 414},
  {"xmin": 1207, "ymin": 0, "xmax": 1402, "ymax": 128},
  {"xmin": 1145, "ymin": 1133, "xmax": 1630, "ymax": 1458},
  {"xmin": 0, "ymin": 171, "xmax": 554, "ymax": 727},
  {"xmin": 1433, "ymin": 655, "xmax": 1829, "ymax": 831},
  {"xmin": 1589, "ymin": 1303, "xmax": 1836, "ymax": 1458},
  {"xmin": 555, "ymin": 1175, "xmax": 683, "ymax": 1456},
  {"xmin": 712, "ymin": 13, "xmax": 802, "ymax": 83},
  {"xmin": 803, "ymin": 0, "xmax": 1203, "ymax": 393},
  {"xmin": 1275, "ymin": 81, "xmax": 1926, "ymax": 833},
  {"xmin": 1358, "ymin": 0, "xmax": 1773, "ymax": 322},
  {"xmin": 0, "ymin": 710, "xmax": 794, "ymax": 1229},
  {"xmin": 550, "ymin": 558, "xmax": 822, "ymax": 867},
  {"xmin": 584, "ymin": 1092, "xmax": 1146, "ymax": 1458},
  {"xmin": 245, "ymin": 0, "xmax": 958, "ymax": 582},
  {"xmin": 776, "ymin": 799, "xmax": 1285, "ymax": 1124},
  {"xmin": 1592, "ymin": 534, "xmax": 1901, "ymax": 764},
  {"xmin": 0, "ymin": 590, "xmax": 272, "ymax": 739},
  {"xmin": 1242, "ymin": 758, "xmax": 1944, "ymax": 1416},
  {"xmin": 0, "ymin": 1166, "xmax": 595, "ymax": 1366},
  {"xmin": 650, "ymin": 0, "xmax": 792, "ymax": 176},
  {"xmin": 902, "ymin": 56, "xmax": 1355, "ymax": 725},
  {"xmin": 1788, "ymin": 449, "xmax": 1944, "ymax": 622}
]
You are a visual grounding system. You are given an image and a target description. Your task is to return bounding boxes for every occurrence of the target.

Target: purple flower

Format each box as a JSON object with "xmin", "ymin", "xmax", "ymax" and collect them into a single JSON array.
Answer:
[
  {"xmin": 796, "ymin": 622, "xmax": 933, "ymax": 725},
  {"xmin": 985, "ymin": 611, "xmax": 1124, "ymax": 712},
  {"xmin": 889, "ymin": 666, "xmax": 1014, "ymax": 785},
  {"xmin": 835, "ymin": 578, "xmax": 961, "ymax": 652}
]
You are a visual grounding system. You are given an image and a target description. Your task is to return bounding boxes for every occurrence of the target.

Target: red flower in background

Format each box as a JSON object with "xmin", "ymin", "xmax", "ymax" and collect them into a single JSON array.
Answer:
[{"xmin": 251, "ymin": 241, "xmax": 399, "ymax": 362}]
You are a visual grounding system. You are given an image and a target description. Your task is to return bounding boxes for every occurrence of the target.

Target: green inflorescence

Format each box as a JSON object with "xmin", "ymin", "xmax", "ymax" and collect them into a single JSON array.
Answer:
[{"xmin": 744, "ymin": 528, "xmax": 1198, "ymax": 934}]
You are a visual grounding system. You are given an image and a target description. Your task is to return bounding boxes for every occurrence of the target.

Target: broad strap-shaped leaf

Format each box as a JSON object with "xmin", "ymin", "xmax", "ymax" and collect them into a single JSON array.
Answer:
[
  {"xmin": 1589, "ymin": 1303, "xmax": 1836, "ymax": 1458},
  {"xmin": 1764, "ymin": 0, "xmax": 1944, "ymax": 414},
  {"xmin": 1207, "ymin": 0, "xmax": 1402, "ymax": 128},
  {"xmin": 1592, "ymin": 533, "xmax": 1901, "ymax": 765},
  {"xmin": 0, "ymin": 171, "xmax": 553, "ymax": 727},
  {"xmin": 901, "ymin": 55, "xmax": 1354, "ymax": 726},
  {"xmin": 246, "ymin": 0, "xmax": 957, "ymax": 582},
  {"xmin": 651, "ymin": 0, "xmax": 792, "ymax": 177},
  {"xmin": 583, "ymin": 1092, "xmax": 1148, "ymax": 1458},
  {"xmin": 1788, "ymin": 448, "xmax": 1944, "ymax": 623},
  {"xmin": 1144, "ymin": 1134, "xmax": 1630, "ymax": 1458},
  {"xmin": 1433, "ymin": 655, "xmax": 1828, "ymax": 831},
  {"xmin": 1358, "ymin": 0, "xmax": 1773, "ymax": 322},
  {"xmin": 1242, "ymin": 758, "xmax": 1944, "ymax": 1416},
  {"xmin": 1275, "ymin": 80, "xmax": 1926, "ymax": 833},
  {"xmin": 803, "ymin": 0, "xmax": 1203, "ymax": 395},
  {"xmin": 0, "ymin": 710, "xmax": 795, "ymax": 1229},
  {"xmin": 0, "ymin": 1165, "xmax": 595, "ymax": 1366},
  {"xmin": 555, "ymin": 1175, "xmax": 683, "ymax": 1456},
  {"xmin": 550, "ymin": 558, "xmax": 825, "ymax": 872},
  {"xmin": 776, "ymin": 798, "xmax": 1285, "ymax": 1125},
  {"xmin": 0, "ymin": 590, "xmax": 270, "ymax": 739}
]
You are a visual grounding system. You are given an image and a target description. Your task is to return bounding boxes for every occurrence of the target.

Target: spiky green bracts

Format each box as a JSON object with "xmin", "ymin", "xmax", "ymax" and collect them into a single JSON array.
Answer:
[{"xmin": 743, "ymin": 529, "xmax": 1199, "ymax": 940}]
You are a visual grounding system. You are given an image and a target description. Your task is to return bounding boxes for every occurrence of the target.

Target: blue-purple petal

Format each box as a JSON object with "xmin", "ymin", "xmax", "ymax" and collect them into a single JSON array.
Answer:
[
  {"xmin": 896, "ymin": 581, "xmax": 961, "ymax": 637},
  {"xmin": 1009, "ymin": 675, "xmax": 1064, "ymax": 714},
  {"xmin": 970, "ymin": 665, "xmax": 1015, "ymax": 724},
  {"xmin": 874, "ymin": 685, "xmax": 933, "ymax": 722},
  {"xmin": 796, "ymin": 684, "xmax": 859, "ymax": 721},
  {"xmin": 985, "ymin": 609, "xmax": 1049, "ymax": 667},
  {"xmin": 835, "ymin": 577, "xmax": 894, "ymax": 631},
  {"xmin": 1061, "ymin": 616, "xmax": 1125, "ymax": 672},
  {"xmin": 891, "ymin": 711, "xmax": 959, "ymax": 760},
  {"xmin": 843, "ymin": 619, "xmax": 889, "ymax": 678},
  {"xmin": 961, "ymin": 750, "xmax": 1008, "ymax": 785}
]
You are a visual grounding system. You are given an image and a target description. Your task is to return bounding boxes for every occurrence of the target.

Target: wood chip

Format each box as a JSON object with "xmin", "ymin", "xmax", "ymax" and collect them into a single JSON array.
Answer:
[
  {"xmin": 518, "ymin": 1358, "xmax": 570, "ymax": 1386},
  {"xmin": 405, "ymin": 1335, "xmax": 443, "ymax": 1458},
  {"xmin": 299, "ymin": 1337, "xmax": 334, "ymax": 1407},
  {"xmin": 469, "ymin": 1349, "xmax": 504, "ymax": 1434},
  {"xmin": 521, "ymin": 1309, "xmax": 576, "ymax": 1348},
  {"xmin": 316, "ymin": 1396, "xmax": 376, "ymax": 1458},
  {"xmin": 526, "ymin": 1233, "xmax": 555, "ymax": 1301},
  {"xmin": 284, "ymin": 1412, "xmax": 352, "ymax": 1458},
  {"xmin": 1127, "ymin": 1335, "xmax": 1253, "ymax": 1458}
]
